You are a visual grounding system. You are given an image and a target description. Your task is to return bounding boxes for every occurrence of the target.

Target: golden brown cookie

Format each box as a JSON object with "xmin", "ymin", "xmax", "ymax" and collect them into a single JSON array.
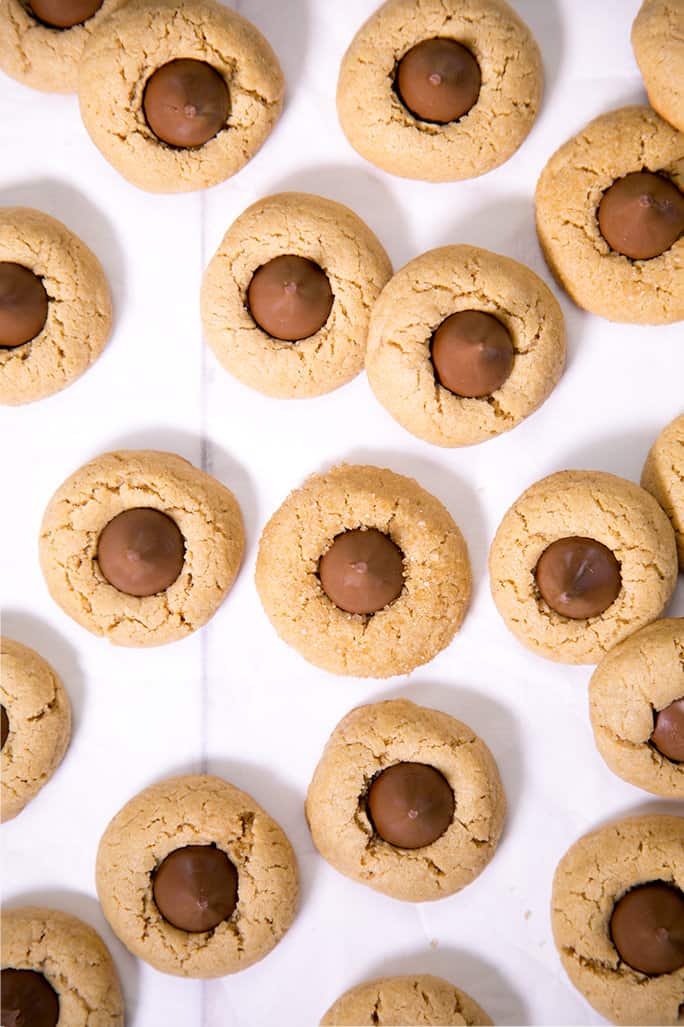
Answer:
[
  {"xmin": 306, "ymin": 699, "xmax": 505, "ymax": 902},
  {"xmin": 78, "ymin": 0, "xmax": 284, "ymax": 193},
  {"xmin": 0, "ymin": 207, "xmax": 112, "ymax": 405},
  {"xmin": 589, "ymin": 619, "xmax": 684, "ymax": 798},
  {"xmin": 642, "ymin": 413, "xmax": 684, "ymax": 569},
  {"xmin": 489, "ymin": 470, "xmax": 678, "ymax": 664},
  {"xmin": 255, "ymin": 464, "xmax": 471, "ymax": 678},
  {"xmin": 337, "ymin": 0, "xmax": 542, "ymax": 182},
  {"xmin": 39, "ymin": 449, "xmax": 244, "ymax": 647},
  {"xmin": 320, "ymin": 974, "xmax": 493, "ymax": 1026},
  {"xmin": 535, "ymin": 106, "xmax": 684, "ymax": 324},
  {"xmin": 201, "ymin": 192, "xmax": 392, "ymax": 399},
  {"xmin": 632, "ymin": 0, "xmax": 684, "ymax": 132},
  {"xmin": 96, "ymin": 774, "xmax": 298, "ymax": 978},
  {"xmin": 366, "ymin": 245, "xmax": 565, "ymax": 447},
  {"xmin": 0, "ymin": 638, "xmax": 71, "ymax": 822},
  {"xmin": 2, "ymin": 906, "xmax": 124, "ymax": 1026},
  {"xmin": 552, "ymin": 815, "xmax": 684, "ymax": 1026}
]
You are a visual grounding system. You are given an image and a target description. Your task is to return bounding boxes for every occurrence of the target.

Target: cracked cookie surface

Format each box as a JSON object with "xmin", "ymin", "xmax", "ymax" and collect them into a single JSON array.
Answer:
[
  {"xmin": 366, "ymin": 245, "xmax": 565, "ymax": 447},
  {"xmin": 78, "ymin": 0, "xmax": 284, "ymax": 193},
  {"xmin": 255, "ymin": 464, "xmax": 471, "ymax": 678},
  {"xmin": 0, "ymin": 206, "xmax": 112, "ymax": 405},
  {"xmin": 551, "ymin": 815, "xmax": 684, "ymax": 1026},
  {"xmin": 320, "ymin": 973, "xmax": 493, "ymax": 1026},
  {"xmin": 535, "ymin": 106, "xmax": 684, "ymax": 324},
  {"xmin": 632, "ymin": 0, "xmax": 684, "ymax": 133},
  {"xmin": 201, "ymin": 192, "xmax": 392, "ymax": 398},
  {"xmin": 96, "ymin": 773, "xmax": 298, "ymax": 977},
  {"xmin": 0, "ymin": 638, "xmax": 71, "ymax": 822},
  {"xmin": 489, "ymin": 470, "xmax": 678, "ymax": 664},
  {"xmin": 306, "ymin": 699, "xmax": 505, "ymax": 902},
  {"xmin": 2, "ymin": 906, "xmax": 124, "ymax": 1025},
  {"xmin": 39, "ymin": 449, "xmax": 244, "ymax": 647},
  {"xmin": 589, "ymin": 619, "xmax": 684, "ymax": 797},
  {"xmin": 336, "ymin": 0, "xmax": 542, "ymax": 182},
  {"xmin": 642, "ymin": 413, "xmax": 684, "ymax": 569}
]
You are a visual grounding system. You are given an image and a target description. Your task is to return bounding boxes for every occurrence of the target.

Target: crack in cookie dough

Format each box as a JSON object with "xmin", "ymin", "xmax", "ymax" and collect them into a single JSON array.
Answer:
[
  {"xmin": 642, "ymin": 414, "xmax": 684, "ymax": 569},
  {"xmin": 632, "ymin": 1, "xmax": 684, "ymax": 133},
  {"xmin": 320, "ymin": 973, "xmax": 493, "ymax": 1026}
]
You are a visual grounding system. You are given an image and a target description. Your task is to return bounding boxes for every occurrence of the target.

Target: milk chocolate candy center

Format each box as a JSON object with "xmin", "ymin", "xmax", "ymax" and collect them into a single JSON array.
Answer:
[
  {"xmin": 97, "ymin": 508, "xmax": 185, "ymax": 598},
  {"xmin": 248, "ymin": 255, "xmax": 334, "ymax": 342},
  {"xmin": 367, "ymin": 762, "xmax": 455, "ymax": 849},
  {"xmin": 535, "ymin": 536, "xmax": 621, "ymax": 619},
  {"xmin": 598, "ymin": 172, "xmax": 684, "ymax": 260},
  {"xmin": 651, "ymin": 698, "xmax": 684, "ymax": 763},
  {"xmin": 396, "ymin": 38, "xmax": 481, "ymax": 124},
  {"xmin": 29, "ymin": 0, "xmax": 103, "ymax": 28},
  {"xmin": 0, "ymin": 969, "xmax": 60, "ymax": 1027},
  {"xmin": 153, "ymin": 844, "xmax": 238, "ymax": 933},
  {"xmin": 431, "ymin": 310, "xmax": 515, "ymax": 398},
  {"xmin": 0, "ymin": 262, "xmax": 49, "ymax": 349},
  {"xmin": 318, "ymin": 528, "xmax": 404, "ymax": 615},
  {"xmin": 0, "ymin": 704, "xmax": 9, "ymax": 750},
  {"xmin": 143, "ymin": 59, "xmax": 230, "ymax": 149},
  {"xmin": 610, "ymin": 882, "xmax": 684, "ymax": 975}
]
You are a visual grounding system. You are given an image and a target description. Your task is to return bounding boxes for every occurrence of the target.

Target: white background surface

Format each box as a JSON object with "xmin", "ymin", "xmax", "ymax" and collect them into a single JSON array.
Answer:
[{"xmin": 1, "ymin": 1, "xmax": 683, "ymax": 1024}]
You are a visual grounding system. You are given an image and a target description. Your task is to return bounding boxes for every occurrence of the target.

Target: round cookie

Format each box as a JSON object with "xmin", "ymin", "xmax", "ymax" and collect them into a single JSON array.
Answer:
[
  {"xmin": 321, "ymin": 974, "xmax": 493, "ymax": 1026},
  {"xmin": 489, "ymin": 470, "xmax": 678, "ymax": 664},
  {"xmin": 306, "ymin": 699, "xmax": 505, "ymax": 902},
  {"xmin": 255, "ymin": 464, "xmax": 471, "ymax": 678},
  {"xmin": 2, "ymin": 906, "xmax": 123, "ymax": 1026},
  {"xmin": 632, "ymin": 0, "xmax": 684, "ymax": 133},
  {"xmin": 78, "ymin": 0, "xmax": 284, "ymax": 193},
  {"xmin": 589, "ymin": 619, "xmax": 684, "ymax": 797},
  {"xmin": 0, "ymin": 0, "xmax": 128, "ymax": 94},
  {"xmin": 96, "ymin": 773, "xmax": 298, "ymax": 977},
  {"xmin": 535, "ymin": 106, "xmax": 684, "ymax": 325},
  {"xmin": 201, "ymin": 193, "xmax": 392, "ymax": 399},
  {"xmin": 336, "ymin": 0, "xmax": 542, "ymax": 182},
  {"xmin": 0, "ymin": 207, "xmax": 112, "ymax": 405},
  {"xmin": 39, "ymin": 449, "xmax": 244, "ymax": 647},
  {"xmin": 1, "ymin": 638, "xmax": 71, "ymax": 822},
  {"xmin": 552, "ymin": 815, "xmax": 684, "ymax": 1026},
  {"xmin": 642, "ymin": 414, "xmax": 684, "ymax": 570},
  {"xmin": 366, "ymin": 245, "xmax": 566, "ymax": 447}
]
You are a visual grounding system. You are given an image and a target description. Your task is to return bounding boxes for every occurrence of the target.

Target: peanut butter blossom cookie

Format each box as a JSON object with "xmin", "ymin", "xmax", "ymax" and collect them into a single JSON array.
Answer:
[
  {"xmin": 589, "ymin": 619, "xmax": 684, "ymax": 798},
  {"xmin": 0, "ymin": 207, "xmax": 112, "ymax": 405},
  {"xmin": 39, "ymin": 449, "xmax": 244, "ymax": 647},
  {"xmin": 307, "ymin": 700, "xmax": 505, "ymax": 902},
  {"xmin": 320, "ymin": 974, "xmax": 493, "ymax": 1026},
  {"xmin": 0, "ymin": 638, "xmax": 71, "ymax": 822},
  {"xmin": 201, "ymin": 193, "xmax": 392, "ymax": 398},
  {"xmin": 78, "ymin": 0, "xmax": 284, "ymax": 193},
  {"xmin": 256, "ymin": 464, "xmax": 471, "ymax": 677},
  {"xmin": 642, "ymin": 413, "xmax": 684, "ymax": 570},
  {"xmin": 366, "ymin": 245, "xmax": 565, "ymax": 447},
  {"xmin": 489, "ymin": 470, "xmax": 678, "ymax": 664},
  {"xmin": 632, "ymin": 0, "xmax": 684, "ymax": 133},
  {"xmin": 96, "ymin": 774, "xmax": 298, "ymax": 977},
  {"xmin": 336, "ymin": 0, "xmax": 542, "ymax": 182},
  {"xmin": 1, "ymin": 906, "xmax": 123, "ymax": 1026},
  {"xmin": 536, "ymin": 106, "xmax": 684, "ymax": 324},
  {"xmin": 552, "ymin": 815, "xmax": 684, "ymax": 1026}
]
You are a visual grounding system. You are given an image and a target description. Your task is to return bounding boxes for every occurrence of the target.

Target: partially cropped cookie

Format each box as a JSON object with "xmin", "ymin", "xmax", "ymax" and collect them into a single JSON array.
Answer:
[
  {"xmin": 96, "ymin": 773, "xmax": 298, "ymax": 977},
  {"xmin": 632, "ymin": 0, "xmax": 684, "ymax": 132},
  {"xmin": 552, "ymin": 815, "xmax": 684, "ymax": 1026},
  {"xmin": 536, "ymin": 106, "xmax": 684, "ymax": 324},
  {"xmin": 306, "ymin": 699, "xmax": 505, "ymax": 902},
  {"xmin": 201, "ymin": 193, "xmax": 392, "ymax": 398},
  {"xmin": 78, "ymin": 0, "xmax": 284, "ymax": 193},
  {"xmin": 256, "ymin": 464, "xmax": 471, "ymax": 678},
  {"xmin": 1, "ymin": 638, "xmax": 71, "ymax": 822},
  {"xmin": 321, "ymin": 974, "xmax": 493, "ymax": 1026},
  {"xmin": 489, "ymin": 470, "xmax": 678, "ymax": 664},
  {"xmin": 1, "ymin": 906, "xmax": 123, "ymax": 1026},
  {"xmin": 39, "ymin": 449, "xmax": 244, "ymax": 647},
  {"xmin": 337, "ymin": 0, "xmax": 542, "ymax": 182},
  {"xmin": 1, "ymin": 207, "xmax": 112, "ymax": 405},
  {"xmin": 589, "ymin": 619, "xmax": 684, "ymax": 798},
  {"xmin": 642, "ymin": 413, "xmax": 684, "ymax": 569},
  {"xmin": 366, "ymin": 245, "xmax": 565, "ymax": 447}
]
